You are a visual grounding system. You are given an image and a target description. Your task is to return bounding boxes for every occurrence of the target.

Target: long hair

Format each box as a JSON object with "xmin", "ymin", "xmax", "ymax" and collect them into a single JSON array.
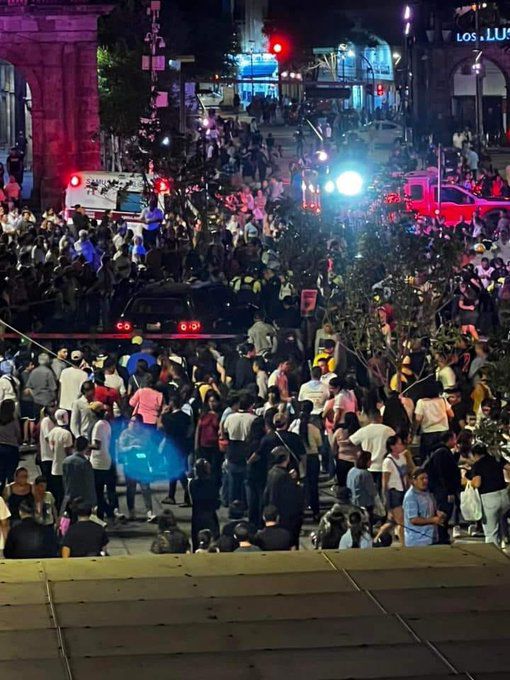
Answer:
[{"xmin": 299, "ymin": 400, "xmax": 313, "ymax": 447}]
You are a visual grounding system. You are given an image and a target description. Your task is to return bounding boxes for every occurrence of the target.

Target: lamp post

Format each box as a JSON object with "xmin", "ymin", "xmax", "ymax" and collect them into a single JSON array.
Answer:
[
  {"xmin": 402, "ymin": 4, "xmax": 413, "ymax": 143},
  {"xmin": 359, "ymin": 52, "xmax": 376, "ymax": 118},
  {"xmin": 473, "ymin": 3, "xmax": 484, "ymax": 150}
]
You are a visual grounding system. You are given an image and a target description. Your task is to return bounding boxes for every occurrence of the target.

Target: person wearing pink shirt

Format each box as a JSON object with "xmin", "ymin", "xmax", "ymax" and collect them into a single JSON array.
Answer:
[
  {"xmin": 3, "ymin": 176, "xmax": 21, "ymax": 208},
  {"xmin": 128, "ymin": 375, "xmax": 163, "ymax": 425}
]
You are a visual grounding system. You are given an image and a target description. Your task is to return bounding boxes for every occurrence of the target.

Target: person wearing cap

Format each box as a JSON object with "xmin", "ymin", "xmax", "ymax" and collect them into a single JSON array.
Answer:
[
  {"xmin": 23, "ymin": 353, "xmax": 57, "ymax": 417},
  {"xmin": 59, "ymin": 351, "xmax": 88, "ymax": 411},
  {"xmin": 70, "ymin": 381, "xmax": 97, "ymax": 440},
  {"xmin": 47, "ymin": 409, "xmax": 74, "ymax": 510},
  {"xmin": 89, "ymin": 402, "xmax": 116, "ymax": 521}
]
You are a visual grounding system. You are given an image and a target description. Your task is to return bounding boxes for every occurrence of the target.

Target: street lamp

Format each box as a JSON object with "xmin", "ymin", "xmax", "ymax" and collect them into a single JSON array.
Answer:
[{"xmin": 350, "ymin": 48, "xmax": 376, "ymax": 118}]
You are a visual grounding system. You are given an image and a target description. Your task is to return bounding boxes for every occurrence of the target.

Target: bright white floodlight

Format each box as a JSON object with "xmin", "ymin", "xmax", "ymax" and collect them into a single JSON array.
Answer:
[
  {"xmin": 335, "ymin": 170, "xmax": 363, "ymax": 196},
  {"xmin": 324, "ymin": 180, "xmax": 335, "ymax": 194}
]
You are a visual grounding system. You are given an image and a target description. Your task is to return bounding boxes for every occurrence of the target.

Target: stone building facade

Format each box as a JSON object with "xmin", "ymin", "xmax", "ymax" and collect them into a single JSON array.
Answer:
[{"xmin": 0, "ymin": 0, "xmax": 111, "ymax": 206}]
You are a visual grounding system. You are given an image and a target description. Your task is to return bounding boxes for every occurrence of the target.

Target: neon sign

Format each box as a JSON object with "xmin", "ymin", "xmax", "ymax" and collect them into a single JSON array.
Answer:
[{"xmin": 456, "ymin": 27, "xmax": 510, "ymax": 43}]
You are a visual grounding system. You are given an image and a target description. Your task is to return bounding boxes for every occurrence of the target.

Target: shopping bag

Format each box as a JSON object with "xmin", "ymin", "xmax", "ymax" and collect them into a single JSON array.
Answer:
[{"xmin": 460, "ymin": 482, "xmax": 482, "ymax": 522}]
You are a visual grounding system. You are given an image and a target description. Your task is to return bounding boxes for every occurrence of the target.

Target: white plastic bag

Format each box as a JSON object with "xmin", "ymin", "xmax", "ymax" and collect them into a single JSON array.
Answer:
[{"xmin": 460, "ymin": 482, "xmax": 483, "ymax": 522}]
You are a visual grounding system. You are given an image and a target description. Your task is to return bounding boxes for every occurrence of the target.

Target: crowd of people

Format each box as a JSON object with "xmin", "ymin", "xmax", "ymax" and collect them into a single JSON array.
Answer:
[{"xmin": 0, "ymin": 111, "xmax": 509, "ymax": 558}]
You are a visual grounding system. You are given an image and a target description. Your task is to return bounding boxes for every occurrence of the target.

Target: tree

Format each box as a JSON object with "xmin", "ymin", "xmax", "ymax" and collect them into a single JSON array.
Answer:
[{"xmin": 327, "ymin": 217, "xmax": 463, "ymax": 389}]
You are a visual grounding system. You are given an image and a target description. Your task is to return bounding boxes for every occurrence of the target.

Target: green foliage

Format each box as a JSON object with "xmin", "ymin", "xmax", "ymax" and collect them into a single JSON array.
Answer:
[
  {"xmin": 98, "ymin": 45, "xmax": 149, "ymax": 137},
  {"xmin": 473, "ymin": 418, "xmax": 506, "ymax": 457}
]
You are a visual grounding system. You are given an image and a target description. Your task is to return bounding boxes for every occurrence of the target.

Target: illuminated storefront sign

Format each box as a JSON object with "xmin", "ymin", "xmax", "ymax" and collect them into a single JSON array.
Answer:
[{"xmin": 456, "ymin": 27, "xmax": 510, "ymax": 43}]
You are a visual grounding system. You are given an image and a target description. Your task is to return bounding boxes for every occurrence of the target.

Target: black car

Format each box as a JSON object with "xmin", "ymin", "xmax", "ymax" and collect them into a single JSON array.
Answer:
[{"xmin": 117, "ymin": 281, "xmax": 251, "ymax": 336}]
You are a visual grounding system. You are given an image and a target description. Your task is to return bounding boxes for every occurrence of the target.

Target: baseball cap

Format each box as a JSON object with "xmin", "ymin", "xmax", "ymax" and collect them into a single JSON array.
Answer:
[
  {"xmin": 55, "ymin": 409, "xmax": 69, "ymax": 426},
  {"xmin": 71, "ymin": 350, "xmax": 83, "ymax": 362}
]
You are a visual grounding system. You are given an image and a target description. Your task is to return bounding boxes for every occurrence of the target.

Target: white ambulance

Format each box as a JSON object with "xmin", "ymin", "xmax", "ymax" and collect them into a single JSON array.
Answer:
[{"xmin": 64, "ymin": 171, "xmax": 168, "ymax": 230}]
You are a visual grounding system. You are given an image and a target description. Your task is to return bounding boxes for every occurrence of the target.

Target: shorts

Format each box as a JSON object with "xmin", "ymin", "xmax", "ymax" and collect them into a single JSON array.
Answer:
[
  {"xmin": 20, "ymin": 401, "xmax": 36, "ymax": 421},
  {"xmin": 386, "ymin": 488, "xmax": 405, "ymax": 510}
]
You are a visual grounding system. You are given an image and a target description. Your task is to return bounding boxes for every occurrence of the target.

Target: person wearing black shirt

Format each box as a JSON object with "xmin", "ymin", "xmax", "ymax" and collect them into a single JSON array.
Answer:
[
  {"xmin": 446, "ymin": 388, "xmax": 471, "ymax": 435},
  {"xmin": 467, "ymin": 443, "xmax": 510, "ymax": 545},
  {"xmin": 4, "ymin": 500, "xmax": 57, "ymax": 559},
  {"xmin": 61, "ymin": 503, "xmax": 108, "ymax": 558},
  {"xmin": 263, "ymin": 447, "xmax": 304, "ymax": 548},
  {"xmin": 189, "ymin": 459, "xmax": 220, "ymax": 551},
  {"xmin": 245, "ymin": 411, "xmax": 275, "ymax": 528},
  {"xmin": 255, "ymin": 505, "xmax": 291, "ymax": 551},
  {"xmin": 427, "ymin": 431, "xmax": 462, "ymax": 544},
  {"xmin": 217, "ymin": 501, "xmax": 257, "ymax": 552},
  {"xmin": 230, "ymin": 343, "xmax": 257, "ymax": 391},
  {"xmin": 160, "ymin": 394, "xmax": 192, "ymax": 506}
]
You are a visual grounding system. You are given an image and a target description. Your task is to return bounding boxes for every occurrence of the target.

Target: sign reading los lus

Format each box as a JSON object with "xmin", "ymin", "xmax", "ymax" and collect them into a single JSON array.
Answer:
[{"xmin": 456, "ymin": 27, "xmax": 510, "ymax": 43}]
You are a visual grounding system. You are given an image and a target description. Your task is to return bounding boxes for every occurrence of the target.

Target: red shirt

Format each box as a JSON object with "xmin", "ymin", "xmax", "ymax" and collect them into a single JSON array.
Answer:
[{"xmin": 94, "ymin": 385, "xmax": 120, "ymax": 418}]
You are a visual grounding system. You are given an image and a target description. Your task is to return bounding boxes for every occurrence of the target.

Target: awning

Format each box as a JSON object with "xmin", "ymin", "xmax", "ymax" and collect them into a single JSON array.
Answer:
[{"xmin": 239, "ymin": 64, "xmax": 277, "ymax": 79}]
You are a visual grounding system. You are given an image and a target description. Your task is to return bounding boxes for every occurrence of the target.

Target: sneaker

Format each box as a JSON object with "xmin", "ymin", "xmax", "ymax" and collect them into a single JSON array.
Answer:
[
  {"xmin": 468, "ymin": 524, "xmax": 479, "ymax": 536},
  {"xmin": 114, "ymin": 509, "xmax": 126, "ymax": 521},
  {"xmin": 452, "ymin": 525, "xmax": 461, "ymax": 539},
  {"xmin": 146, "ymin": 511, "xmax": 157, "ymax": 523},
  {"xmin": 161, "ymin": 496, "xmax": 176, "ymax": 505}
]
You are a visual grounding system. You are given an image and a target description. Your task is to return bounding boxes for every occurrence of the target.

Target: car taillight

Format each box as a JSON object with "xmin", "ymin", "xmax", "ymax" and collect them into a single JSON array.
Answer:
[
  {"xmin": 116, "ymin": 321, "xmax": 133, "ymax": 332},
  {"xmin": 178, "ymin": 320, "xmax": 202, "ymax": 334},
  {"xmin": 70, "ymin": 174, "xmax": 81, "ymax": 188}
]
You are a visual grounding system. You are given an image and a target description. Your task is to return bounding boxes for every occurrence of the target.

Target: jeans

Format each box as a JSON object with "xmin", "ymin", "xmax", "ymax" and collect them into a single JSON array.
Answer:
[
  {"xmin": 94, "ymin": 467, "xmax": 117, "ymax": 519},
  {"xmin": 227, "ymin": 461, "xmax": 246, "ymax": 508},
  {"xmin": 245, "ymin": 477, "xmax": 265, "ymax": 528},
  {"xmin": 481, "ymin": 489, "xmax": 510, "ymax": 545},
  {"xmin": 126, "ymin": 476, "xmax": 153, "ymax": 513},
  {"xmin": 305, "ymin": 455, "xmax": 320, "ymax": 516},
  {"xmin": 0, "ymin": 445, "xmax": 19, "ymax": 494},
  {"xmin": 435, "ymin": 491, "xmax": 454, "ymax": 544}
]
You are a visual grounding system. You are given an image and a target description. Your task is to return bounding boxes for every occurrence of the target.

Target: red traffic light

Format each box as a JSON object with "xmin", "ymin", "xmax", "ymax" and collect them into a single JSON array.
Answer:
[
  {"xmin": 154, "ymin": 177, "xmax": 171, "ymax": 194},
  {"xmin": 376, "ymin": 84, "xmax": 385, "ymax": 96},
  {"xmin": 269, "ymin": 36, "xmax": 290, "ymax": 60}
]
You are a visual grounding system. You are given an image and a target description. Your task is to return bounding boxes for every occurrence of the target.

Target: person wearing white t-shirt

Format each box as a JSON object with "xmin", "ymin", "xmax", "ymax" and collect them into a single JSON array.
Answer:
[
  {"xmin": 298, "ymin": 367, "xmax": 329, "ymax": 416},
  {"xmin": 90, "ymin": 403, "xmax": 115, "ymax": 520},
  {"xmin": 47, "ymin": 409, "xmax": 74, "ymax": 509},
  {"xmin": 104, "ymin": 359, "xmax": 126, "ymax": 418},
  {"xmin": 59, "ymin": 351, "xmax": 88, "ymax": 410},
  {"xmin": 330, "ymin": 378, "xmax": 358, "ymax": 427},
  {"xmin": 435, "ymin": 355, "xmax": 456, "ymax": 391},
  {"xmin": 381, "ymin": 434, "xmax": 409, "ymax": 546},
  {"xmin": 0, "ymin": 496, "xmax": 10, "ymax": 553},
  {"xmin": 38, "ymin": 409, "xmax": 56, "ymax": 481},
  {"xmin": 349, "ymin": 411, "xmax": 395, "ymax": 491},
  {"xmin": 415, "ymin": 381, "xmax": 453, "ymax": 460}
]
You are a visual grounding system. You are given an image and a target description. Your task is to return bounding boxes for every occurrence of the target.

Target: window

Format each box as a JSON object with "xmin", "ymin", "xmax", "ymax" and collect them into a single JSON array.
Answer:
[
  {"xmin": 409, "ymin": 184, "xmax": 423, "ymax": 200},
  {"xmin": 130, "ymin": 297, "xmax": 189, "ymax": 319},
  {"xmin": 117, "ymin": 191, "xmax": 143, "ymax": 214},
  {"xmin": 433, "ymin": 187, "xmax": 474, "ymax": 204}
]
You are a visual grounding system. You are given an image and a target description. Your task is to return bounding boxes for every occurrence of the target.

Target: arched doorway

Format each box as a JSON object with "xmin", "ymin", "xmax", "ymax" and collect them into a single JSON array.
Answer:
[
  {"xmin": 0, "ymin": 60, "xmax": 32, "ymax": 198},
  {"xmin": 451, "ymin": 58, "xmax": 507, "ymax": 144}
]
